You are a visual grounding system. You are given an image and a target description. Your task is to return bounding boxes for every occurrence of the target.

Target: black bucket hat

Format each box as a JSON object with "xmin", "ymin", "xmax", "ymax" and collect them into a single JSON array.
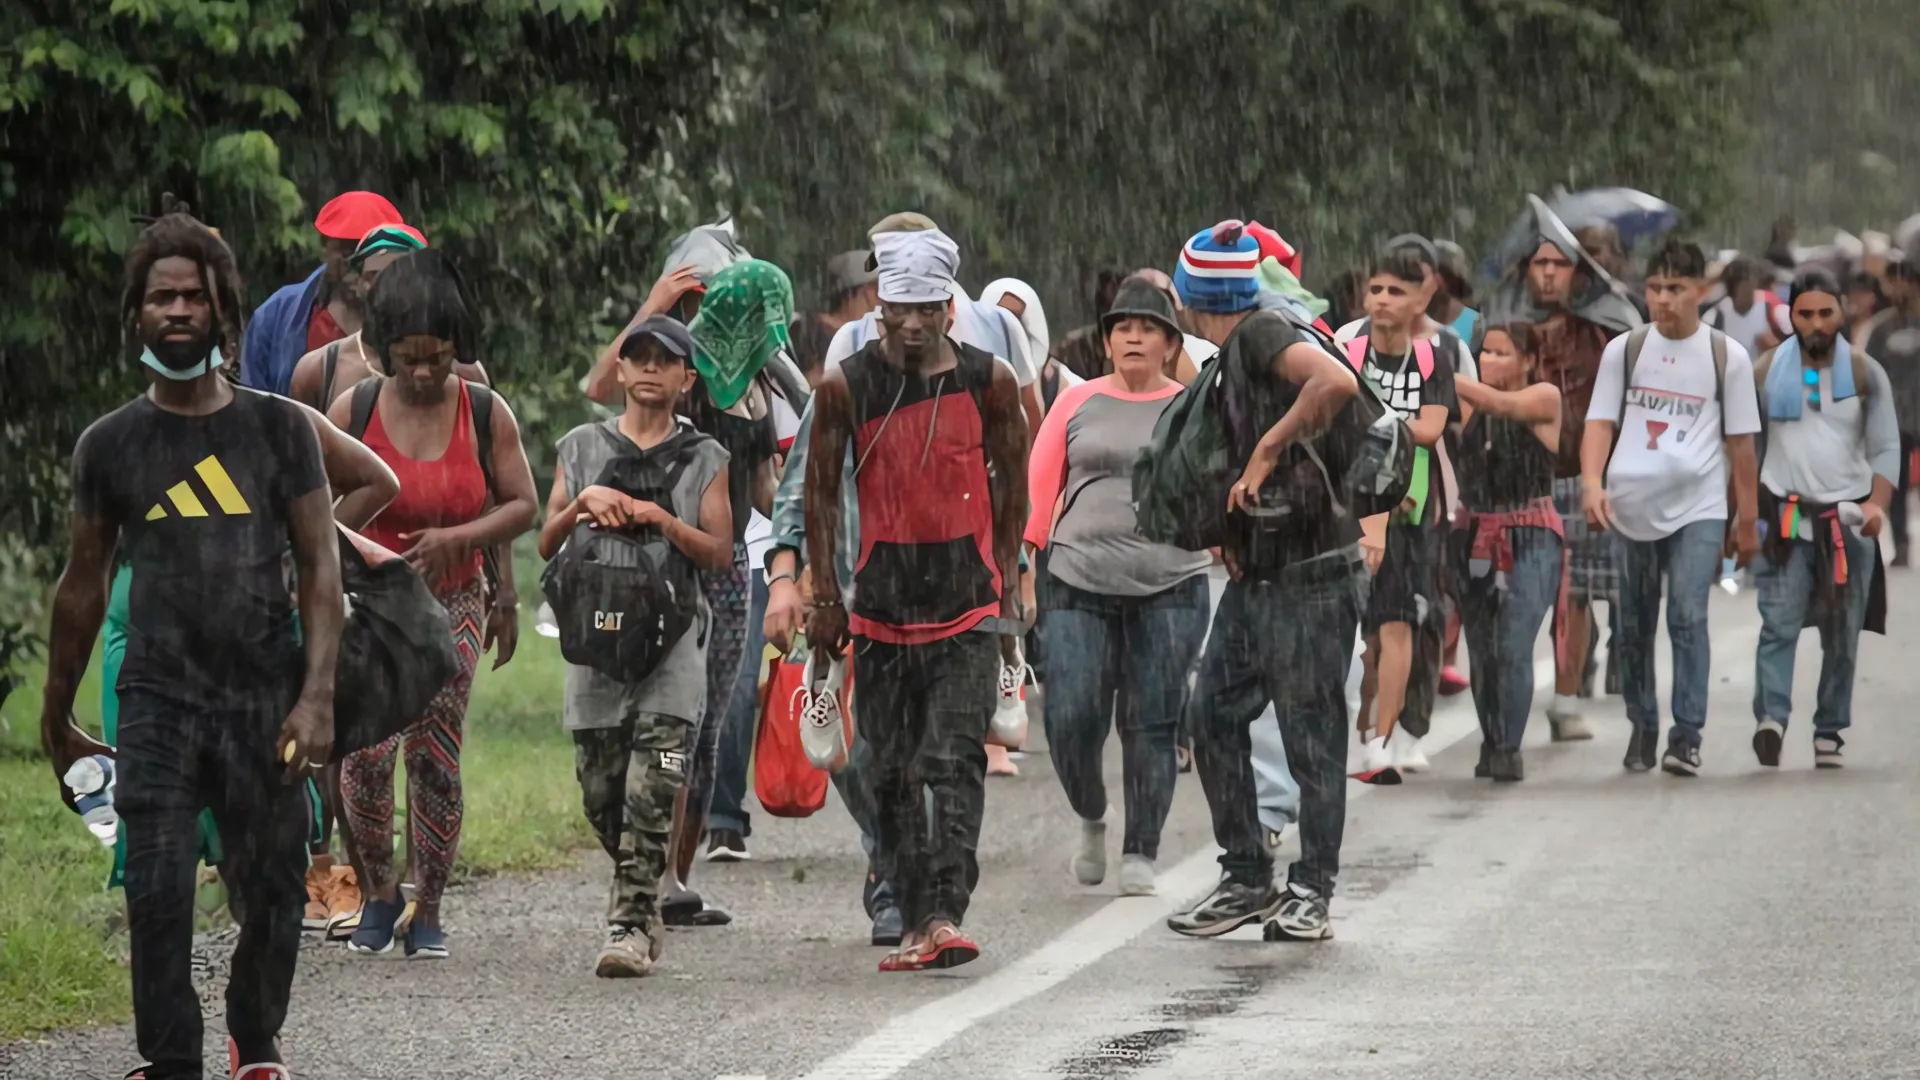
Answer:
[{"xmin": 1100, "ymin": 275, "xmax": 1183, "ymax": 339}]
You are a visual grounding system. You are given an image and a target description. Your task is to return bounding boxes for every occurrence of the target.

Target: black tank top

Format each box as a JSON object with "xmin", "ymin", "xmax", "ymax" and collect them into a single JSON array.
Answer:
[{"xmin": 1458, "ymin": 411, "xmax": 1555, "ymax": 513}]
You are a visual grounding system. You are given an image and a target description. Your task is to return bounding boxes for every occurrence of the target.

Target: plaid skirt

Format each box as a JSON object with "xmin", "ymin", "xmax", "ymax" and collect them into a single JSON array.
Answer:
[{"xmin": 1552, "ymin": 476, "xmax": 1621, "ymax": 603}]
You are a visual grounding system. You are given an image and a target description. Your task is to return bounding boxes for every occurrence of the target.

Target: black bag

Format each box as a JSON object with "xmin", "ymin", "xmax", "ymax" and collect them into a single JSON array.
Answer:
[
  {"xmin": 1132, "ymin": 350, "xmax": 1231, "ymax": 550},
  {"xmin": 539, "ymin": 426, "xmax": 704, "ymax": 681},
  {"xmin": 332, "ymin": 528, "xmax": 461, "ymax": 757},
  {"xmin": 1222, "ymin": 313, "xmax": 1416, "ymax": 529}
]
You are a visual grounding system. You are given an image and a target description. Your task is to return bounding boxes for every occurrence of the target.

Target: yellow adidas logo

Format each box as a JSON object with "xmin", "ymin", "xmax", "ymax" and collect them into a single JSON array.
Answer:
[{"xmin": 144, "ymin": 456, "xmax": 252, "ymax": 520}]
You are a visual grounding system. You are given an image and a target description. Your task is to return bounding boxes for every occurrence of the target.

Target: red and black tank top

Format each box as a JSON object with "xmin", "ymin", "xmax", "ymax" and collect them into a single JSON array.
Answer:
[{"xmin": 843, "ymin": 339, "xmax": 1001, "ymax": 645}]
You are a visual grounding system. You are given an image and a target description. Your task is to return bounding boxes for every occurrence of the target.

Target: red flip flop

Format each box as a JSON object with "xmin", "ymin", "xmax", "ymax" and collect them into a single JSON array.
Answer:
[
  {"xmin": 917, "ymin": 926, "xmax": 980, "ymax": 970},
  {"xmin": 878, "ymin": 945, "xmax": 926, "ymax": 972}
]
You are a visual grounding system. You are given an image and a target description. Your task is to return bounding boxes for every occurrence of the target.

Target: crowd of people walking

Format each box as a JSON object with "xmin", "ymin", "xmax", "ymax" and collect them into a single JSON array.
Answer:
[{"xmin": 35, "ymin": 185, "xmax": 1908, "ymax": 1078}]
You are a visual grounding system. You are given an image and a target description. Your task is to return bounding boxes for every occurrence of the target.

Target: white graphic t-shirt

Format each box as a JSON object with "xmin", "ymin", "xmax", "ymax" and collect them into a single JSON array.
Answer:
[{"xmin": 1587, "ymin": 325, "xmax": 1762, "ymax": 542}]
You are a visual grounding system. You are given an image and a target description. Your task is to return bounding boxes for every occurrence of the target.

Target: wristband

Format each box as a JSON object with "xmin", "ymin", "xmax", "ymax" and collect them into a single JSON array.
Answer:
[
  {"xmin": 810, "ymin": 598, "xmax": 844, "ymax": 609},
  {"xmin": 765, "ymin": 568, "xmax": 797, "ymax": 588}
]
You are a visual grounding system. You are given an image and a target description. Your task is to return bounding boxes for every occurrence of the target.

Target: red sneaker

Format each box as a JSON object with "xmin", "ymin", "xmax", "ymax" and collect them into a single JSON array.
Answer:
[{"xmin": 1438, "ymin": 665, "xmax": 1469, "ymax": 696}]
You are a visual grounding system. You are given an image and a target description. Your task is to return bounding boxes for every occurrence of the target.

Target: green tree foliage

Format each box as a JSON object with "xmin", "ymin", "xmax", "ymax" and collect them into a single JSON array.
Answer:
[
  {"xmin": 728, "ymin": 0, "xmax": 1773, "ymax": 320},
  {"xmin": 0, "ymin": 0, "xmax": 779, "ymax": 702},
  {"xmin": 1, "ymin": 0, "xmax": 1774, "ymax": 704}
]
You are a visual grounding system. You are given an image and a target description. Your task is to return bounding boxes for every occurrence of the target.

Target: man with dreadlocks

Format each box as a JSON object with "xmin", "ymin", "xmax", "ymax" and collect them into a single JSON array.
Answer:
[{"xmin": 40, "ymin": 210, "xmax": 344, "ymax": 1080}]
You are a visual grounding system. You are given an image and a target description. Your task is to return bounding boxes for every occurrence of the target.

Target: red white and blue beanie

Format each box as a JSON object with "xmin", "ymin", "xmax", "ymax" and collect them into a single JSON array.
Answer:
[{"xmin": 1175, "ymin": 221, "xmax": 1262, "ymax": 313}]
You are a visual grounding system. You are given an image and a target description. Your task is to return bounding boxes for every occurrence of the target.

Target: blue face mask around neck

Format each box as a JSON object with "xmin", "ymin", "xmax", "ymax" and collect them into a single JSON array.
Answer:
[{"xmin": 139, "ymin": 343, "xmax": 226, "ymax": 381}]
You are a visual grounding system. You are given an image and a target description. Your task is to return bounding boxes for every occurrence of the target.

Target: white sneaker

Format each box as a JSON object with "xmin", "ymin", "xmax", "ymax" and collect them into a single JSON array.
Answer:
[
  {"xmin": 1118, "ymin": 854, "xmax": 1155, "ymax": 896},
  {"xmin": 795, "ymin": 649, "xmax": 850, "ymax": 772},
  {"xmin": 1347, "ymin": 729, "xmax": 1374, "ymax": 775},
  {"xmin": 991, "ymin": 648, "xmax": 1032, "ymax": 749},
  {"xmin": 1387, "ymin": 726, "xmax": 1429, "ymax": 773},
  {"xmin": 1546, "ymin": 695, "xmax": 1593, "ymax": 741}
]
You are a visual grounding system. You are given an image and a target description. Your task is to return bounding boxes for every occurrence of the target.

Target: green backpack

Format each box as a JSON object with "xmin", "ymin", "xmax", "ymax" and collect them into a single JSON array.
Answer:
[{"xmin": 1131, "ymin": 351, "xmax": 1231, "ymax": 551}]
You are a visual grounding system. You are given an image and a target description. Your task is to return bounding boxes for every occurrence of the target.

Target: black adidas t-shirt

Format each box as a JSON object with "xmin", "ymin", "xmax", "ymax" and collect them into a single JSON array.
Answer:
[{"xmin": 73, "ymin": 387, "xmax": 328, "ymax": 715}]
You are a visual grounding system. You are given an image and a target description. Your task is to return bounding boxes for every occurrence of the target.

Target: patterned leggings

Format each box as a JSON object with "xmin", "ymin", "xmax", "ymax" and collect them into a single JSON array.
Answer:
[
  {"xmin": 688, "ymin": 547, "xmax": 750, "ymax": 819},
  {"xmin": 341, "ymin": 577, "xmax": 485, "ymax": 909}
]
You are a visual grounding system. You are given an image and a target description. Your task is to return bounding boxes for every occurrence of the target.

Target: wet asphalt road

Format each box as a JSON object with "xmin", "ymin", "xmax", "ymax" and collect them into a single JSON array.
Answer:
[{"xmin": 6, "ymin": 570, "xmax": 1919, "ymax": 1080}]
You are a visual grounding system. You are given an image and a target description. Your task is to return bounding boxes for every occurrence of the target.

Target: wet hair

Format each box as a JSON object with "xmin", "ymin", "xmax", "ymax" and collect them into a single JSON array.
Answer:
[
  {"xmin": 362, "ymin": 249, "xmax": 480, "ymax": 372},
  {"xmin": 121, "ymin": 194, "xmax": 247, "ymax": 368},
  {"xmin": 1720, "ymin": 255, "xmax": 1760, "ymax": 292},
  {"xmin": 1788, "ymin": 268, "xmax": 1843, "ymax": 307},
  {"xmin": 1483, "ymin": 320, "xmax": 1542, "ymax": 381},
  {"xmin": 1367, "ymin": 248, "xmax": 1428, "ymax": 287},
  {"xmin": 1645, "ymin": 238, "xmax": 1708, "ymax": 281}
]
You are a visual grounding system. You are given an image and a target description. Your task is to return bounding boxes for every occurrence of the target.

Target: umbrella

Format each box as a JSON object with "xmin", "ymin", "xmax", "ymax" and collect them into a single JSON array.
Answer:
[{"xmin": 1482, "ymin": 187, "xmax": 1681, "ymax": 278}]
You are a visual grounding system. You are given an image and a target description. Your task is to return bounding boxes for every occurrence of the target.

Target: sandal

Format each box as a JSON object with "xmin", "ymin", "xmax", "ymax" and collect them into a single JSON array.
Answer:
[
  {"xmin": 878, "ymin": 942, "xmax": 927, "ymax": 972},
  {"xmin": 916, "ymin": 925, "xmax": 980, "ymax": 970}
]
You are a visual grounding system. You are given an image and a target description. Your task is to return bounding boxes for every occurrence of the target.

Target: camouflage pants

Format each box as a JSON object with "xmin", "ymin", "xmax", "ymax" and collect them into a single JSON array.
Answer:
[{"xmin": 572, "ymin": 713, "xmax": 690, "ymax": 933}]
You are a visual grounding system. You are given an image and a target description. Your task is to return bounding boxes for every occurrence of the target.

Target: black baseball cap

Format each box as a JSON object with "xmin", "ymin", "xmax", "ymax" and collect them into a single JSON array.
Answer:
[{"xmin": 620, "ymin": 314, "xmax": 695, "ymax": 363}]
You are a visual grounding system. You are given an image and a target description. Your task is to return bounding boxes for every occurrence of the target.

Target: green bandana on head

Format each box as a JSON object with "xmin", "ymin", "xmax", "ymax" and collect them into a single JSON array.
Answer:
[{"xmin": 688, "ymin": 259, "xmax": 794, "ymax": 410}]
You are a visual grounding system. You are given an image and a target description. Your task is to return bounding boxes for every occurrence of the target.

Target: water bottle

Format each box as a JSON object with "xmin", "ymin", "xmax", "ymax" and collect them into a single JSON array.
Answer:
[{"xmin": 63, "ymin": 754, "xmax": 119, "ymax": 848}]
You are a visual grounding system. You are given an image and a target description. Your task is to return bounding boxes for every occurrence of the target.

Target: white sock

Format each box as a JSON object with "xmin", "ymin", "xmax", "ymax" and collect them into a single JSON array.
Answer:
[{"xmin": 1552, "ymin": 694, "xmax": 1581, "ymax": 716}]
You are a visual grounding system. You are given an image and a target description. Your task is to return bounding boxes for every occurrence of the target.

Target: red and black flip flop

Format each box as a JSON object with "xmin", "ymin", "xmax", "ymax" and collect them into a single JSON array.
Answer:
[
  {"xmin": 917, "ymin": 927, "xmax": 980, "ymax": 970},
  {"xmin": 1352, "ymin": 767, "xmax": 1403, "ymax": 786}
]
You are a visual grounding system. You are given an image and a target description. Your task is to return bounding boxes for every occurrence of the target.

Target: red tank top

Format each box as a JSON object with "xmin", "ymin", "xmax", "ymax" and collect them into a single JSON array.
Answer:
[
  {"xmin": 843, "ymin": 341, "xmax": 1001, "ymax": 645},
  {"xmin": 361, "ymin": 381, "xmax": 488, "ymax": 589}
]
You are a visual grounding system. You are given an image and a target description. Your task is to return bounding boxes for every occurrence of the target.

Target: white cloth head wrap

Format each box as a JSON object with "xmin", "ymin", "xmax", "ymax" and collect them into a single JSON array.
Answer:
[{"xmin": 873, "ymin": 229, "xmax": 961, "ymax": 304}]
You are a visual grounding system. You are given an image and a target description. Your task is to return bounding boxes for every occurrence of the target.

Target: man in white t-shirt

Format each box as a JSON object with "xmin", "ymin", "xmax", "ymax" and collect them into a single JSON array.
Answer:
[
  {"xmin": 1708, "ymin": 256, "xmax": 1789, "ymax": 357},
  {"xmin": 1581, "ymin": 238, "xmax": 1762, "ymax": 778}
]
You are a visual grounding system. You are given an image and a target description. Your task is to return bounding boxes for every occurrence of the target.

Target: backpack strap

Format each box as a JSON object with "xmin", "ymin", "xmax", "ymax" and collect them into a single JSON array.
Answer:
[
  {"xmin": 346, "ymin": 377, "xmax": 382, "ymax": 441},
  {"xmin": 1343, "ymin": 335, "xmax": 1368, "ymax": 373},
  {"xmin": 1709, "ymin": 328, "xmax": 1728, "ymax": 438},
  {"xmin": 1622, "ymin": 325, "xmax": 1652, "ymax": 389},
  {"xmin": 321, "ymin": 342, "xmax": 341, "ymax": 410},
  {"xmin": 1851, "ymin": 352, "xmax": 1871, "ymax": 402},
  {"xmin": 1412, "ymin": 338, "xmax": 1436, "ymax": 381},
  {"xmin": 466, "ymin": 381, "xmax": 497, "ymax": 501}
]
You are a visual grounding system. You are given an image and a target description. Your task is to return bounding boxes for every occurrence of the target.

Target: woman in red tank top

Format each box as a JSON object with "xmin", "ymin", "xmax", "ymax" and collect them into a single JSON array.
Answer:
[{"xmin": 326, "ymin": 251, "xmax": 539, "ymax": 959}]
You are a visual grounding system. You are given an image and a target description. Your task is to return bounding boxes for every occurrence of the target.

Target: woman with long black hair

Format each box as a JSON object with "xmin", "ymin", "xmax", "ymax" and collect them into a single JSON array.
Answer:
[
  {"xmin": 1454, "ymin": 322, "xmax": 1564, "ymax": 781},
  {"xmin": 328, "ymin": 250, "xmax": 540, "ymax": 958}
]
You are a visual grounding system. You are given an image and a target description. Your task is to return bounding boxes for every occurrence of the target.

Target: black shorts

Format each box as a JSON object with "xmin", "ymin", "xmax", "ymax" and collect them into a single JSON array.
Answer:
[{"xmin": 1364, "ymin": 521, "xmax": 1438, "ymax": 633}]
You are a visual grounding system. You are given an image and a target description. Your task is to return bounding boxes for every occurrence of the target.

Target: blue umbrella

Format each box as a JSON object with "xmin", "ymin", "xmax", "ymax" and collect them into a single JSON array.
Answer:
[{"xmin": 1483, "ymin": 187, "xmax": 1682, "ymax": 278}]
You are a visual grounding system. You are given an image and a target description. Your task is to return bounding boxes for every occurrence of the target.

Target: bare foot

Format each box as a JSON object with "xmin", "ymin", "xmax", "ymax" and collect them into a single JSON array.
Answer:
[{"xmin": 987, "ymin": 743, "xmax": 1019, "ymax": 776}]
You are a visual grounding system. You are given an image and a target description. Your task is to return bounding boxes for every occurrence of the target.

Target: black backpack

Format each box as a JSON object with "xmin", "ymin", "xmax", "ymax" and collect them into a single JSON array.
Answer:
[
  {"xmin": 1220, "ymin": 314, "xmax": 1416, "ymax": 527},
  {"xmin": 539, "ymin": 425, "xmax": 706, "ymax": 681},
  {"xmin": 332, "ymin": 528, "xmax": 461, "ymax": 757},
  {"xmin": 1132, "ymin": 349, "xmax": 1232, "ymax": 550}
]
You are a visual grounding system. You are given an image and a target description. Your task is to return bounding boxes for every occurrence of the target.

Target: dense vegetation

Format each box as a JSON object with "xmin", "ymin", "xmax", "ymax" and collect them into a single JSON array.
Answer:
[{"xmin": 0, "ymin": 0, "xmax": 1812, "ymax": 708}]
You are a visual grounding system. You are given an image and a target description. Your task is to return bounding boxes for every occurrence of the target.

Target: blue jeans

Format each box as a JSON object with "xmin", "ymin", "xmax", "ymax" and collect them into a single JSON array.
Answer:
[
  {"xmin": 1189, "ymin": 555, "xmax": 1366, "ymax": 897},
  {"xmin": 1205, "ymin": 569, "xmax": 1299, "ymax": 833},
  {"xmin": 1618, "ymin": 519, "xmax": 1724, "ymax": 746},
  {"xmin": 1042, "ymin": 575, "xmax": 1209, "ymax": 860},
  {"xmin": 708, "ymin": 575, "xmax": 769, "ymax": 837},
  {"xmin": 1752, "ymin": 530, "xmax": 1877, "ymax": 736},
  {"xmin": 1460, "ymin": 527, "xmax": 1562, "ymax": 751}
]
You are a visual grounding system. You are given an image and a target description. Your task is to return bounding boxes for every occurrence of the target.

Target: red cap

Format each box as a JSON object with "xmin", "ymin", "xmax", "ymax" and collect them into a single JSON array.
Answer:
[
  {"xmin": 314, "ymin": 191, "xmax": 403, "ymax": 241},
  {"xmin": 1244, "ymin": 221, "xmax": 1304, "ymax": 279}
]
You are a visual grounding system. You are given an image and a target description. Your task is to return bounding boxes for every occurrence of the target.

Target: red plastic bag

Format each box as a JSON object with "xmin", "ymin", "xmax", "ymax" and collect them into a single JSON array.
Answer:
[{"xmin": 754, "ymin": 653, "xmax": 830, "ymax": 818}]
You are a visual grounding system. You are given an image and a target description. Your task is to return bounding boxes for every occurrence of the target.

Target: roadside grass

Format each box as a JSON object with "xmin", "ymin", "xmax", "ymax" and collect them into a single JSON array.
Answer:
[{"xmin": 0, "ymin": 592, "xmax": 587, "ymax": 1043}]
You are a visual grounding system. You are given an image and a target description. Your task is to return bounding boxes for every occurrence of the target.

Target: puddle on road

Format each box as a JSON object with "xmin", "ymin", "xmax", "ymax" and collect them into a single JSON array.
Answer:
[{"xmin": 1052, "ymin": 965, "xmax": 1277, "ymax": 1078}]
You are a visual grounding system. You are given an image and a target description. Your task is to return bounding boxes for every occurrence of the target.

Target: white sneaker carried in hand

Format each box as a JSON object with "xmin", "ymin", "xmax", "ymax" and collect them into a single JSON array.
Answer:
[
  {"xmin": 1386, "ymin": 726, "xmax": 1429, "ymax": 773},
  {"xmin": 1347, "ymin": 728, "xmax": 1374, "ymax": 776},
  {"xmin": 795, "ymin": 647, "xmax": 850, "ymax": 772},
  {"xmin": 989, "ymin": 645, "xmax": 1033, "ymax": 749}
]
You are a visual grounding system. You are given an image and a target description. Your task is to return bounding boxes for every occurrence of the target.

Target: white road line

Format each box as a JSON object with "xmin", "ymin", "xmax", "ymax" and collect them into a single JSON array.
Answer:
[
  {"xmin": 787, "ymin": 619, "xmax": 1762, "ymax": 1080},
  {"xmin": 790, "ymin": 671, "xmax": 1496, "ymax": 1080}
]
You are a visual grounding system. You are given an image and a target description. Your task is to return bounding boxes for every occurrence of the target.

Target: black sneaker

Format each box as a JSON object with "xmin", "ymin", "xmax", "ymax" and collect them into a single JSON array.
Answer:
[
  {"xmin": 1262, "ymin": 882, "xmax": 1333, "ymax": 941},
  {"xmin": 1661, "ymin": 741, "xmax": 1702, "ymax": 777},
  {"xmin": 1489, "ymin": 748, "xmax": 1524, "ymax": 782},
  {"xmin": 1623, "ymin": 727, "xmax": 1657, "ymax": 772},
  {"xmin": 1166, "ymin": 879, "xmax": 1282, "ymax": 938},
  {"xmin": 1752, "ymin": 720, "xmax": 1784, "ymax": 768},
  {"xmin": 1474, "ymin": 739, "xmax": 1493, "ymax": 779},
  {"xmin": 705, "ymin": 828, "xmax": 750, "ymax": 862},
  {"xmin": 1814, "ymin": 734, "xmax": 1845, "ymax": 768}
]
